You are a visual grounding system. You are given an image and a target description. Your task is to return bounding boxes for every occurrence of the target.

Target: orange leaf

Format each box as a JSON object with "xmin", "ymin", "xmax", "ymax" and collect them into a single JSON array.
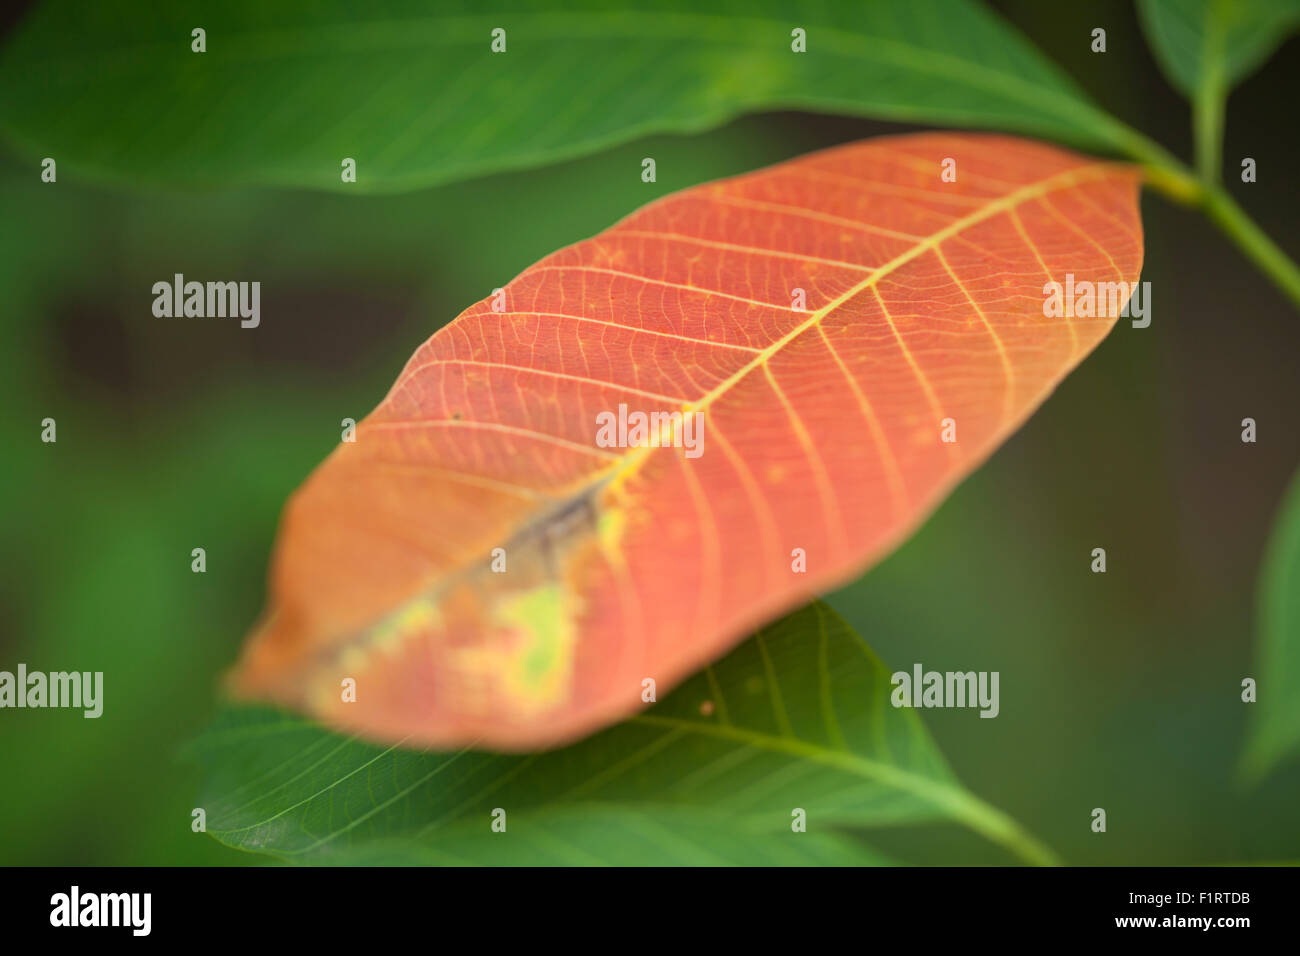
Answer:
[{"xmin": 229, "ymin": 133, "xmax": 1143, "ymax": 750}]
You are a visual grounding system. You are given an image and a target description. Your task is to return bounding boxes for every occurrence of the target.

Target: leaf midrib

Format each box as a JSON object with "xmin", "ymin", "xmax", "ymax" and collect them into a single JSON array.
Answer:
[
  {"xmin": 322, "ymin": 158, "xmax": 1134, "ymax": 671},
  {"xmin": 627, "ymin": 714, "xmax": 1057, "ymax": 864},
  {"xmin": 600, "ymin": 160, "xmax": 1127, "ymax": 485}
]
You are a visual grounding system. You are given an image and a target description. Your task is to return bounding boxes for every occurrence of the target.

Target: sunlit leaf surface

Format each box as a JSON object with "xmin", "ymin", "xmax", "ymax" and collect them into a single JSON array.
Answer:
[{"xmin": 229, "ymin": 133, "xmax": 1143, "ymax": 750}]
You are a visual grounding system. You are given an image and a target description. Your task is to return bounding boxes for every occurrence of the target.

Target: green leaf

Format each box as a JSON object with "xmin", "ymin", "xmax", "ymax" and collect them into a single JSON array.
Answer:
[
  {"xmin": 1242, "ymin": 469, "xmax": 1300, "ymax": 782},
  {"xmin": 0, "ymin": 0, "xmax": 1142, "ymax": 193},
  {"xmin": 1138, "ymin": 0, "xmax": 1300, "ymax": 180},
  {"xmin": 189, "ymin": 601, "xmax": 1057, "ymax": 865},
  {"xmin": 1138, "ymin": 0, "xmax": 1300, "ymax": 96},
  {"xmin": 261, "ymin": 808, "xmax": 896, "ymax": 866}
]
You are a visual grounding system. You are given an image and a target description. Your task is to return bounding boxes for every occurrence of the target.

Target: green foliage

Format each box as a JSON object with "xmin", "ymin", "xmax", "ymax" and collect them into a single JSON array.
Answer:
[
  {"xmin": 0, "ymin": 0, "xmax": 1135, "ymax": 193},
  {"xmin": 188, "ymin": 603, "xmax": 1054, "ymax": 865},
  {"xmin": 1243, "ymin": 470, "xmax": 1300, "ymax": 782},
  {"xmin": 1138, "ymin": 0, "xmax": 1300, "ymax": 180},
  {"xmin": 294, "ymin": 808, "xmax": 896, "ymax": 866},
  {"xmin": 1138, "ymin": 0, "xmax": 1300, "ymax": 96}
]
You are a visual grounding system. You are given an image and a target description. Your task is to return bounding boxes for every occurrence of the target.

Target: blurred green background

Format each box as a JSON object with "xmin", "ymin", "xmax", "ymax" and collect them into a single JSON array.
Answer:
[{"xmin": 2, "ymin": 0, "xmax": 1298, "ymax": 864}]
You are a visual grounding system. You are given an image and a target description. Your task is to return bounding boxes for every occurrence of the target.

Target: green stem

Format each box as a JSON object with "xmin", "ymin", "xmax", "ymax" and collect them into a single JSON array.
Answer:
[
  {"xmin": 1194, "ymin": 7, "xmax": 1226, "ymax": 183},
  {"xmin": 939, "ymin": 789, "xmax": 1063, "ymax": 867},
  {"xmin": 1142, "ymin": 156, "xmax": 1300, "ymax": 311},
  {"xmin": 1113, "ymin": 0, "xmax": 1300, "ymax": 311},
  {"xmin": 1194, "ymin": 74, "xmax": 1224, "ymax": 184},
  {"xmin": 1202, "ymin": 185, "xmax": 1300, "ymax": 308}
]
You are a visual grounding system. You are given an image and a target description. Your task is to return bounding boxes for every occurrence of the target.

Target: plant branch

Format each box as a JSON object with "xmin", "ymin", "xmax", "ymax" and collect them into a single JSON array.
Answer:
[
  {"xmin": 1202, "ymin": 185, "xmax": 1300, "ymax": 308},
  {"xmin": 1137, "ymin": 140, "xmax": 1300, "ymax": 311}
]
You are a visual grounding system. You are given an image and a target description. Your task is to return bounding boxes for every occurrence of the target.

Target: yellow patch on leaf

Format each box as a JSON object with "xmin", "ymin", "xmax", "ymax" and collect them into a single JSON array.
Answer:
[{"xmin": 452, "ymin": 584, "xmax": 579, "ymax": 717}]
